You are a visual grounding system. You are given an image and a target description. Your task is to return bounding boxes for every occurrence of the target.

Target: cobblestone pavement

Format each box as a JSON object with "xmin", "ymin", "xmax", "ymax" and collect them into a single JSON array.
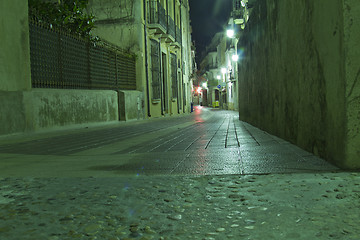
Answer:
[{"xmin": 0, "ymin": 107, "xmax": 359, "ymax": 239}]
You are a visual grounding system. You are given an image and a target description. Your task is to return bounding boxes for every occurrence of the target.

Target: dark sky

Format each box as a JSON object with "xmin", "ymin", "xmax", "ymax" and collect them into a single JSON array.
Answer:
[{"xmin": 189, "ymin": 0, "xmax": 232, "ymax": 63}]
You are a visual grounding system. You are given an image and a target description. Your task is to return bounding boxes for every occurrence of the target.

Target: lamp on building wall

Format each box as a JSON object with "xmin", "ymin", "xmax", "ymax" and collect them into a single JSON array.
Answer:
[
  {"xmin": 232, "ymin": 54, "xmax": 239, "ymax": 62},
  {"xmin": 226, "ymin": 29, "xmax": 235, "ymax": 38}
]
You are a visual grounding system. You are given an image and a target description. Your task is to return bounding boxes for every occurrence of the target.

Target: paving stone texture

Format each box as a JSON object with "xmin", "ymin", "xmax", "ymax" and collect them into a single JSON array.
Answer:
[{"xmin": 0, "ymin": 107, "xmax": 358, "ymax": 239}]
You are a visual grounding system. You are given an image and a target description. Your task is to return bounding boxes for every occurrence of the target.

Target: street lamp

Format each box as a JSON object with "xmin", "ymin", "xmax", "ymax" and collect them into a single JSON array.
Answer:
[
  {"xmin": 226, "ymin": 29, "xmax": 234, "ymax": 38},
  {"xmin": 221, "ymin": 68, "xmax": 227, "ymax": 74},
  {"xmin": 232, "ymin": 54, "xmax": 239, "ymax": 62}
]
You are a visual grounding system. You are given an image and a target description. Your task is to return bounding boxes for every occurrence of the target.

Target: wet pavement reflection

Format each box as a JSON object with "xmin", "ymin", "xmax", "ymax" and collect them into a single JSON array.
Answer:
[{"xmin": 0, "ymin": 106, "xmax": 338, "ymax": 177}]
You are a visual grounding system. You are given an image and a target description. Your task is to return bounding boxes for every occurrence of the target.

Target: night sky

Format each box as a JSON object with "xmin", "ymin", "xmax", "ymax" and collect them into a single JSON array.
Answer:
[{"xmin": 189, "ymin": 0, "xmax": 232, "ymax": 64}]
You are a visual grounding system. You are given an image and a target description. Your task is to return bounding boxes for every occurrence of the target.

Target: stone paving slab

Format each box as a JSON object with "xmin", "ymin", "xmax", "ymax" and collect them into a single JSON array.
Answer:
[{"xmin": 0, "ymin": 108, "xmax": 340, "ymax": 177}]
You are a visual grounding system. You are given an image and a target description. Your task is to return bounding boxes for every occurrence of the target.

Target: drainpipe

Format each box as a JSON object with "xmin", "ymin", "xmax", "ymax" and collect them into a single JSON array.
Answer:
[
  {"xmin": 180, "ymin": 0, "xmax": 185, "ymax": 113},
  {"xmin": 166, "ymin": 0, "xmax": 169, "ymax": 15},
  {"xmin": 175, "ymin": 0, "xmax": 180, "ymax": 114},
  {"xmin": 143, "ymin": 0, "xmax": 151, "ymax": 117},
  {"xmin": 160, "ymin": 41, "xmax": 164, "ymax": 116}
]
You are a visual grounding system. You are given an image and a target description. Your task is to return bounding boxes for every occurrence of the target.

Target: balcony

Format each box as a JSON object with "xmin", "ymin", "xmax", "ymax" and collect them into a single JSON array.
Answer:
[
  {"xmin": 147, "ymin": 1, "xmax": 167, "ymax": 34},
  {"xmin": 175, "ymin": 25, "xmax": 182, "ymax": 45},
  {"xmin": 166, "ymin": 15, "xmax": 176, "ymax": 41}
]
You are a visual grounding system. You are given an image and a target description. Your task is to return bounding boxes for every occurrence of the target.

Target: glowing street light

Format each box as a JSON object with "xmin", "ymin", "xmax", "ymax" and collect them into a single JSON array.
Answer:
[
  {"xmin": 232, "ymin": 54, "xmax": 239, "ymax": 62},
  {"xmin": 216, "ymin": 75, "xmax": 221, "ymax": 80},
  {"xmin": 221, "ymin": 68, "xmax": 227, "ymax": 74},
  {"xmin": 226, "ymin": 29, "xmax": 234, "ymax": 38}
]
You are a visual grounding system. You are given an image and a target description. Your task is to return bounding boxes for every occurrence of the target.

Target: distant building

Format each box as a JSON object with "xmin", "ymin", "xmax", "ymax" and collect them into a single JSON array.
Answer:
[{"xmin": 199, "ymin": 0, "xmax": 252, "ymax": 111}]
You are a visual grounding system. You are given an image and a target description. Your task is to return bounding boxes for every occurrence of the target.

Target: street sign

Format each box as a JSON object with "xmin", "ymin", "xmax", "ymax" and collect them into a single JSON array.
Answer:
[{"xmin": 217, "ymin": 85, "xmax": 221, "ymax": 89}]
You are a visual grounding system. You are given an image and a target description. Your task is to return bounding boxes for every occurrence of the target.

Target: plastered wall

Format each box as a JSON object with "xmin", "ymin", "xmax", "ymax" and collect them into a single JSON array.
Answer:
[
  {"xmin": 344, "ymin": 0, "xmax": 360, "ymax": 168},
  {"xmin": 238, "ymin": 0, "xmax": 360, "ymax": 168},
  {"xmin": 0, "ymin": 0, "xmax": 31, "ymax": 91}
]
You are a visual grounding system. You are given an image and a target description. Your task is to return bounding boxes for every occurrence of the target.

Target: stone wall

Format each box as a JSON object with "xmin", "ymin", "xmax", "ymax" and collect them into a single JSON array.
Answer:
[
  {"xmin": 238, "ymin": 0, "xmax": 360, "ymax": 168},
  {"xmin": 27, "ymin": 89, "xmax": 119, "ymax": 130},
  {"xmin": 118, "ymin": 90, "xmax": 144, "ymax": 121},
  {"xmin": 0, "ymin": 91, "xmax": 28, "ymax": 135}
]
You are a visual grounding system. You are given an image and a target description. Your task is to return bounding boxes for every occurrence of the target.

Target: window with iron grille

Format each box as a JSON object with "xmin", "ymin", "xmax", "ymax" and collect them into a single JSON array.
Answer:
[
  {"xmin": 234, "ymin": 0, "xmax": 242, "ymax": 10},
  {"xmin": 151, "ymin": 39, "xmax": 161, "ymax": 100},
  {"xmin": 170, "ymin": 53, "xmax": 177, "ymax": 99}
]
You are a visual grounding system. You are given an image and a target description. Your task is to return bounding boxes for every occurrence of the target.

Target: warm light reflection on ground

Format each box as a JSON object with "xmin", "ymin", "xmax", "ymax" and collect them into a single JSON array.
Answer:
[{"xmin": 194, "ymin": 105, "xmax": 204, "ymax": 123}]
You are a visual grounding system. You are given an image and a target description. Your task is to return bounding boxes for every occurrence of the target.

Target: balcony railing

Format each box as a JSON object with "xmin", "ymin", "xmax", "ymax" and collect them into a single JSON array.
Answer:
[
  {"xmin": 167, "ymin": 15, "xmax": 176, "ymax": 39},
  {"xmin": 175, "ymin": 25, "xmax": 182, "ymax": 45},
  {"xmin": 148, "ymin": 1, "xmax": 167, "ymax": 31}
]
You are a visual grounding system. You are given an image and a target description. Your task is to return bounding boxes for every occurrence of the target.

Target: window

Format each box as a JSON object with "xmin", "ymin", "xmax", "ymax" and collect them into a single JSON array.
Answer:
[
  {"xmin": 151, "ymin": 40, "xmax": 161, "ymax": 100},
  {"xmin": 170, "ymin": 53, "xmax": 177, "ymax": 98},
  {"xmin": 234, "ymin": 0, "xmax": 242, "ymax": 10}
]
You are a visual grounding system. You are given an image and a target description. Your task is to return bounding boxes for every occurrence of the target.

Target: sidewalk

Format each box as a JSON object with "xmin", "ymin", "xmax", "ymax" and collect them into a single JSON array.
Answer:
[{"xmin": 0, "ymin": 107, "xmax": 339, "ymax": 177}]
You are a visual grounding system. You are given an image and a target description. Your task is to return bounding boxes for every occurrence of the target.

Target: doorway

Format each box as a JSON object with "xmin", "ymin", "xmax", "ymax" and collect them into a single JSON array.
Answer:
[{"xmin": 202, "ymin": 89, "xmax": 208, "ymax": 106}]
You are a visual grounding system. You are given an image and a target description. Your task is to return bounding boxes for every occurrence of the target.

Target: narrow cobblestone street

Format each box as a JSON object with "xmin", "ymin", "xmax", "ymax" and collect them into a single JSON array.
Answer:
[{"xmin": 0, "ymin": 107, "xmax": 359, "ymax": 240}]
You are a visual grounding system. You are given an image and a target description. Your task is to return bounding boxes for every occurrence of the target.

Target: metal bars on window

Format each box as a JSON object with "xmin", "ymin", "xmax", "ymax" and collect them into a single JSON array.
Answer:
[
  {"xmin": 150, "ymin": 40, "xmax": 161, "ymax": 100},
  {"xmin": 29, "ymin": 20, "xmax": 136, "ymax": 90},
  {"xmin": 175, "ymin": 25, "xmax": 182, "ymax": 45},
  {"xmin": 167, "ymin": 16, "xmax": 176, "ymax": 39},
  {"xmin": 148, "ymin": 1, "xmax": 167, "ymax": 30},
  {"xmin": 170, "ymin": 53, "xmax": 177, "ymax": 99}
]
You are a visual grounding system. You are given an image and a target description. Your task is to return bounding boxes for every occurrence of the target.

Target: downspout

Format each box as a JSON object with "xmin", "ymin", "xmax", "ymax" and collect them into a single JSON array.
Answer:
[
  {"xmin": 166, "ymin": 0, "xmax": 169, "ymax": 19},
  {"xmin": 143, "ymin": 0, "xmax": 151, "ymax": 117},
  {"xmin": 175, "ymin": 0, "xmax": 180, "ymax": 114},
  {"xmin": 160, "ymin": 41, "xmax": 164, "ymax": 115},
  {"xmin": 180, "ymin": 0, "xmax": 185, "ymax": 113}
]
